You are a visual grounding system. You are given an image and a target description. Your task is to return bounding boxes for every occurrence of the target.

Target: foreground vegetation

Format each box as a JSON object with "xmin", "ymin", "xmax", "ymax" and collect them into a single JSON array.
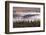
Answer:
[{"xmin": 13, "ymin": 20, "xmax": 40, "ymax": 28}]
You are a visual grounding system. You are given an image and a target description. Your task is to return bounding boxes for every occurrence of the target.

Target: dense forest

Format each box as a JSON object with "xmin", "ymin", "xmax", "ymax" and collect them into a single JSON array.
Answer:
[{"xmin": 13, "ymin": 20, "xmax": 40, "ymax": 28}]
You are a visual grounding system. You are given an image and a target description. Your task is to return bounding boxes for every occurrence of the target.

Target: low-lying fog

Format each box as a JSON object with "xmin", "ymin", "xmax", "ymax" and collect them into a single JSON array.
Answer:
[{"xmin": 13, "ymin": 12, "xmax": 40, "ymax": 22}]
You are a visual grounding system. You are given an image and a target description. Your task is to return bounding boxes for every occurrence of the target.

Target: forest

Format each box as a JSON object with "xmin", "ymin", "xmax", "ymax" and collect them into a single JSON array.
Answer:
[{"xmin": 13, "ymin": 20, "xmax": 40, "ymax": 28}]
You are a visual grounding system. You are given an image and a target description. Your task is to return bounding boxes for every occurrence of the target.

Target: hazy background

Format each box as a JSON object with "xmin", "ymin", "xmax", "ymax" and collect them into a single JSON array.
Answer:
[{"xmin": 13, "ymin": 7, "xmax": 40, "ymax": 22}]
